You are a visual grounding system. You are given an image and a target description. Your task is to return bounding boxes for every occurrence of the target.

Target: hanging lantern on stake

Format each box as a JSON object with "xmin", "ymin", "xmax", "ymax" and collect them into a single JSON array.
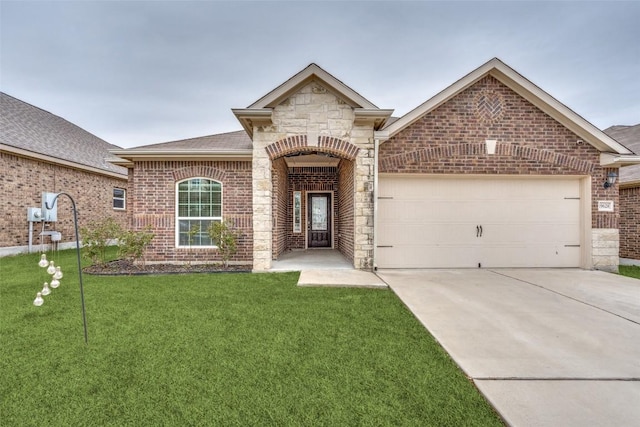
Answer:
[
  {"xmin": 38, "ymin": 254, "xmax": 48, "ymax": 268},
  {"xmin": 33, "ymin": 292, "xmax": 44, "ymax": 307},
  {"xmin": 53, "ymin": 267, "xmax": 63, "ymax": 280},
  {"xmin": 46, "ymin": 261, "xmax": 56, "ymax": 275},
  {"xmin": 41, "ymin": 282, "xmax": 51, "ymax": 296},
  {"xmin": 50, "ymin": 278, "xmax": 60, "ymax": 289}
]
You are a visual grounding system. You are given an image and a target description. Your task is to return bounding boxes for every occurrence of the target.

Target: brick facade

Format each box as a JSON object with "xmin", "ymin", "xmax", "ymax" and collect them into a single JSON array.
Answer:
[
  {"xmin": 128, "ymin": 160, "xmax": 253, "ymax": 264},
  {"xmin": 286, "ymin": 167, "xmax": 338, "ymax": 250},
  {"xmin": 336, "ymin": 159, "xmax": 355, "ymax": 261},
  {"xmin": 379, "ymin": 75, "xmax": 620, "ymax": 271},
  {"xmin": 270, "ymin": 161, "xmax": 355, "ymax": 263},
  {"xmin": 0, "ymin": 152, "xmax": 127, "ymax": 253},
  {"xmin": 272, "ymin": 158, "xmax": 288, "ymax": 259},
  {"xmin": 620, "ymin": 186, "xmax": 640, "ymax": 260}
]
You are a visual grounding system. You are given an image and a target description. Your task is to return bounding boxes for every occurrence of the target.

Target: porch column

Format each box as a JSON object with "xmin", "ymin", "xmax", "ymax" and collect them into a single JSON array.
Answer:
[
  {"xmin": 252, "ymin": 131, "xmax": 273, "ymax": 271},
  {"xmin": 353, "ymin": 135, "xmax": 375, "ymax": 270}
]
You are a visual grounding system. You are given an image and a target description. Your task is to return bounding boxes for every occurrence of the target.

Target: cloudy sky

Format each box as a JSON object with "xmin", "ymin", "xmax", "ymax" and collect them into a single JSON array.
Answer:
[{"xmin": 2, "ymin": 1, "xmax": 639, "ymax": 148}]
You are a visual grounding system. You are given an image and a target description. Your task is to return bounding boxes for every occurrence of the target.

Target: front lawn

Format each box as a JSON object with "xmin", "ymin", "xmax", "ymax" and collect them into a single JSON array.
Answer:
[
  {"xmin": 0, "ymin": 250, "xmax": 501, "ymax": 426},
  {"xmin": 619, "ymin": 265, "xmax": 640, "ymax": 279}
]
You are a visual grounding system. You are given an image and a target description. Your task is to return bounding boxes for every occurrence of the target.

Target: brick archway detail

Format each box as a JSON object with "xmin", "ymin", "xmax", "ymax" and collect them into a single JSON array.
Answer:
[
  {"xmin": 172, "ymin": 166, "xmax": 227, "ymax": 182},
  {"xmin": 379, "ymin": 142, "xmax": 594, "ymax": 174},
  {"xmin": 266, "ymin": 135, "xmax": 359, "ymax": 161}
]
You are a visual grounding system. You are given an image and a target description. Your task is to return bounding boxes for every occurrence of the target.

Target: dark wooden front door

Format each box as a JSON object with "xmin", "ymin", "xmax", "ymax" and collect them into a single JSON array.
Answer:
[{"xmin": 308, "ymin": 193, "xmax": 331, "ymax": 248}]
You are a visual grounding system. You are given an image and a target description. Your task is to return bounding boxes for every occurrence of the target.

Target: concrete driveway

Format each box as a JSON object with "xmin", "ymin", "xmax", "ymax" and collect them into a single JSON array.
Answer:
[{"xmin": 377, "ymin": 269, "xmax": 640, "ymax": 427}]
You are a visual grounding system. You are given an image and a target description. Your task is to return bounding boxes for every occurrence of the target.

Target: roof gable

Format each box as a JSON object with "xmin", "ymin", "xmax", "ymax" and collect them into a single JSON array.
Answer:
[
  {"xmin": 233, "ymin": 63, "xmax": 391, "ymax": 138},
  {"xmin": 248, "ymin": 63, "xmax": 378, "ymax": 110},
  {"xmin": 381, "ymin": 58, "xmax": 633, "ymax": 155}
]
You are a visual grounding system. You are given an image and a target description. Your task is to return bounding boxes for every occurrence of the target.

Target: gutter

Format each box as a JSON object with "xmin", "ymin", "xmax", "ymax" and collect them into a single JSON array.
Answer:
[
  {"xmin": 600, "ymin": 153, "xmax": 640, "ymax": 167},
  {"xmin": 108, "ymin": 149, "xmax": 253, "ymax": 166},
  {"xmin": 1, "ymin": 143, "xmax": 128, "ymax": 180}
]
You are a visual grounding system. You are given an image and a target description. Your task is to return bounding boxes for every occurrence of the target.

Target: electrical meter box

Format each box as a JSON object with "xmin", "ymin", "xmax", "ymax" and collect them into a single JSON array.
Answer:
[
  {"xmin": 41, "ymin": 192, "xmax": 59, "ymax": 222},
  {"xmin": 27, "ymin": 207, "xmax": 43, "ymax": 222}
]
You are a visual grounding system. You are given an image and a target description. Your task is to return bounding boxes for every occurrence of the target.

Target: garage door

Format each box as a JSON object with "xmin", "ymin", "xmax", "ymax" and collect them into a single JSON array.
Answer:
[{"xmin": 377, "ymin": 175, "xmax": 583, "ymax": 268}]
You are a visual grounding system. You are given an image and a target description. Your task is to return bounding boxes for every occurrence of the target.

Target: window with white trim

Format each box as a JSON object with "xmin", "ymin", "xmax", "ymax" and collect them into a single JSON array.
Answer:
[
  {"xmin": 113, "ymin": 188, "xmax": 126, "ymax": 210},
  {"xmin": 176, "ymin": 178, "xmax": 222, "ymax": 247}
]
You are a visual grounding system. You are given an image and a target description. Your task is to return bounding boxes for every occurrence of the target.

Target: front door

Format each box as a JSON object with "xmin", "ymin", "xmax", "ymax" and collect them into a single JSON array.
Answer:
[{"xmin": 308, "ymin": 193, "xmax": 331, "ymax": 248}]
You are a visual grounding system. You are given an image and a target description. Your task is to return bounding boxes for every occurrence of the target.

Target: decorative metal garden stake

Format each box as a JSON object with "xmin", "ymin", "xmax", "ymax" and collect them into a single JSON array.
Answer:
[{"xmin": 45, "ymin": 193, "xmax": 88, "ymax": 344}]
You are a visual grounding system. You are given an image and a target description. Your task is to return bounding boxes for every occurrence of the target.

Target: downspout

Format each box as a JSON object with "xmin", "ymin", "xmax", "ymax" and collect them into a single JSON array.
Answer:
[{"xmin": 372, "ymin": 136, "xmax": 380, "ymax": 271}]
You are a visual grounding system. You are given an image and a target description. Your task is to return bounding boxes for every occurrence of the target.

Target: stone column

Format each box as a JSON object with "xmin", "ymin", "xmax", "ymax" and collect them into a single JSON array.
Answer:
[
  {"xmin": 592, "ymin": 228, "xmax": 619, "ymax": 273},
  {"xmin": 252, "ymin": 130, "xmax": 274, "ymax": 271},
  {"xmin": 352, "ymin": 128, "xmax": 375, "ymax": 270}
]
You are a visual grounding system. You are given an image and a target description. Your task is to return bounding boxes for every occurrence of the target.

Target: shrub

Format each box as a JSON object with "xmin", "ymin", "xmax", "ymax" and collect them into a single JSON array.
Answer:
[
  {"xmin": 208, "ymin": 220, "xmax": 240, "ymax": 268},
  {"xmin": 80, "ymin": 217, "xmax": 123, "ymax": 266},
  {"xmin": 118, "ymin": 226, "xmax": 155, "ymax": 265}
]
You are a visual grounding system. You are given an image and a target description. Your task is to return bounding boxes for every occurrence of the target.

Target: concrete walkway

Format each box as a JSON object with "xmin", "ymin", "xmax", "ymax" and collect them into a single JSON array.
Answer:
[
  {"xmin": 270, "ymin": 250, "xmax": 386, "ymax": 288},
  {"xmin": 377, "ymin": 268, "xmax": 640, "ymax": 427}
]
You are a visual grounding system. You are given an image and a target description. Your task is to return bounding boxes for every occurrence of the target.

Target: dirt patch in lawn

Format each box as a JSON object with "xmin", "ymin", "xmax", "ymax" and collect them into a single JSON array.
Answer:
[{"xmin": 84, "ymin": 259, "xmax": 251, "ymax": 275}]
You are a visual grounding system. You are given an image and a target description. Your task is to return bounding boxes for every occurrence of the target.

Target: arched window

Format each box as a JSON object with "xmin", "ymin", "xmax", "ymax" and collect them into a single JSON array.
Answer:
[{"xmin": 176, "ymin": 178, "xmax": 222, "ymax": 247}]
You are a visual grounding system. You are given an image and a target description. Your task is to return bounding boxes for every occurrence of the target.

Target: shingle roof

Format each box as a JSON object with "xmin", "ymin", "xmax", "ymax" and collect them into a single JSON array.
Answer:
[
  {"xmin": 0, "ymin": 92, "xmax": 127, "ymax": 177},
  {"xmin": 130, "ymin": 130, "xmax": 252, "ymax": 151},
  {"xmin": 603, "ymin": 124, "xmax": 640, "ymax": 184}
]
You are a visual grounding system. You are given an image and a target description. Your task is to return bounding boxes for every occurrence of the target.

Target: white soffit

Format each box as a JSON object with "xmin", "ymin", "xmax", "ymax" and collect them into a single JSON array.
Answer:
[
  {"xmin": 382, "ymin": 58, "xmax": 633, "ymax": 155},
  {"xmin": 284, "ymin": 154, "xmax": 340, "ymax": 167},
  {"xmin": 108, "ymin": 149, "xmax": 252, "ymax": 167}
]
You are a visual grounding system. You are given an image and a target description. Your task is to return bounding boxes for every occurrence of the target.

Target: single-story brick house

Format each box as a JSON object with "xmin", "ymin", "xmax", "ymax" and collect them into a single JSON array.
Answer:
[
  {"xmin": 110, "ymin": 58, "xmax": 640, "ymax": 272},
  {"xmin": 0, "ymin": 92, "xmax": 128, "ymax": 256},
  {"xmin": 604, "ymin": 124, "xmax": 640, "ymax": 265}
]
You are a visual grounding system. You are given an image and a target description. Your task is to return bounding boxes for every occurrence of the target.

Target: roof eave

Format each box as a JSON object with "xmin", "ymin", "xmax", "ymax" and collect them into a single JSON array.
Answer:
[
  {"xmin": 231, "ymin": 108, "xmax": 272, "ymax": 139},
  {"xmin": 354, "ymin": 109, "xmax": 395, "ymax": 130},
  {"xmin": 600, "ymin": 153, "xmax": 640, "ymax": 167},
  {"xmin": 620, "ymin": 179, "xmax": 640, "ymax": 189},
  {"xmin": 109, "ymin": 149, "xmax": 253, "ymax": 166},
  {"xmin": 1, "ymin": 143, "xmax": 127, "ymax": 179}
]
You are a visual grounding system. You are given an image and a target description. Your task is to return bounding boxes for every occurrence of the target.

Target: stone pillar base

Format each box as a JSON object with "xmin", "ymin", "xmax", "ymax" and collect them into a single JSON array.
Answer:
[{"xmin": 592, "ymin": 228, "xmax": 619, "ymax": 273}]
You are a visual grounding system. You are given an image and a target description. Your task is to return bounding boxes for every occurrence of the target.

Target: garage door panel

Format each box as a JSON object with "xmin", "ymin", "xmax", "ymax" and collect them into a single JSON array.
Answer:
[
  {"xmin": 377, "ymin": 176, "xmax": 583, "ymax": 268},
  {"xmin": 377, "ymin": 245, "xmax": 479, "ymax": 269}
]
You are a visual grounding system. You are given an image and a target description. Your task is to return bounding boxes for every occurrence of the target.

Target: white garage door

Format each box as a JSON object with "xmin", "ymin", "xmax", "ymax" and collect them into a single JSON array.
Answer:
[{"xmin": 377, "ymin": 175, "xmax": 583, "ymax": 268}]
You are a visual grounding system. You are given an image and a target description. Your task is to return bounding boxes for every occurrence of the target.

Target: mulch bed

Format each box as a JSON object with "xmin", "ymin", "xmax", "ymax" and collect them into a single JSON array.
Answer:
[{"xmin": 84, "ymin": 259, "xmax": 251, "ymax": 275}]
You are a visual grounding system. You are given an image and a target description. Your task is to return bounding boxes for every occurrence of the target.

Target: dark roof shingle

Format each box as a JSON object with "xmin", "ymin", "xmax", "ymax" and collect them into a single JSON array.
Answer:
[
  {"xmin": 131, "ymin": 130, "xmax": 252, "ymax": 151},
  {"xmin": 0, "ymin": 92, "xmax": 127, "ymax": 176}
]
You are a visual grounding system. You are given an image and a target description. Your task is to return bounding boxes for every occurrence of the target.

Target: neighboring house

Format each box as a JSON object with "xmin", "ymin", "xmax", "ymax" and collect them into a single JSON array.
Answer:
[
  {"xmin": 111, "ymin": 58, "xmax": 640, "ymax": 272},
  {"xmin": 604, "ymin": 124, "xmax": 640, "ymax": 265},
  {"xmin": 0, "ymin": 92, "xmax": 128, "ymax": 256}
]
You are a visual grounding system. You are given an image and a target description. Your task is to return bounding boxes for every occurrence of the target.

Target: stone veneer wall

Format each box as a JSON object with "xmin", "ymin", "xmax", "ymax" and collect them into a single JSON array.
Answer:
[
  {"xmin": 271, "ymin": 158, "xmax": 288, "ymax": 259},
  {"xmin": 619, "ymin": 186, "xmax": 640, "ymax": 260},
  {"xmin": 337, "ymin": 159, "xmax": 355, "ymax": 262},
  {"xmin": 252, "ymin": 81, "xmax": 375, "ymax": 270},
  {"xmin": 0, "ymin": 152, "xmax": 127, "ymax": 253},
  {"xmin": 129, "ymin": 160, "xmax": 253, "ymax": 264},
  {"xmin": 379, "ymin": 75, "xmax": 619, "ymax": 271}
]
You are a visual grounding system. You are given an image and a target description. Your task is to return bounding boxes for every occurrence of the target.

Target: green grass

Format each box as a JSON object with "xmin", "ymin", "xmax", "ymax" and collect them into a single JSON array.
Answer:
[
  {"xmin": 1, "ymin": 250, "xmax": 501, "ymax": 426},
  {"xmin": 619, "ymin": 265, "xmax": 640, "ymax": 279}
]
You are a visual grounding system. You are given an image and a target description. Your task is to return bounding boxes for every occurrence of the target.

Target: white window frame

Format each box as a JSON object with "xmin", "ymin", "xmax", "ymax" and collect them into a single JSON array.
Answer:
[
  {"xmin": 175, "ymin": 177, "xmax": 223, "ymax": 248},
  {"xmin": 293, "ymin": 191, "xmax": 302, "ymax": 233},
  {"xmin": 113, "ymin": 188, "xmax": 126, "ymax": 210}
]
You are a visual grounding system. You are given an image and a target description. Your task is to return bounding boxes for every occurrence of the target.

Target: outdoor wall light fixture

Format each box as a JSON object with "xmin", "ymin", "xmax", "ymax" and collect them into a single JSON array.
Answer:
[
  {"xmin": 32, "ymin": 192, "xmax": 88, "ymax": 344},
  {"xmin": 603, "ymin": 172, "xmax": 618, "ymax": 189}
]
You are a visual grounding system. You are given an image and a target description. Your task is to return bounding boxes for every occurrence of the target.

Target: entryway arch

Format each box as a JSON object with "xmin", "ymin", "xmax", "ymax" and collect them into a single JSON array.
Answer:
[{"xmin": 267, "ymin": 136, "xmax": 358, "ymax": 266}]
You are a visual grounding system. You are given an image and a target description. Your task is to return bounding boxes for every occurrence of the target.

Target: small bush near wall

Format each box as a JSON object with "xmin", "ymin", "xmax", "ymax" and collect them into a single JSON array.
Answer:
[
  {"xmin": 81, "ymin": 218, "xmax": 155, "ymax": 266},
  {"xmin": 81, "ymin": 217, "xmax": 123, "ymax": 266}
]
